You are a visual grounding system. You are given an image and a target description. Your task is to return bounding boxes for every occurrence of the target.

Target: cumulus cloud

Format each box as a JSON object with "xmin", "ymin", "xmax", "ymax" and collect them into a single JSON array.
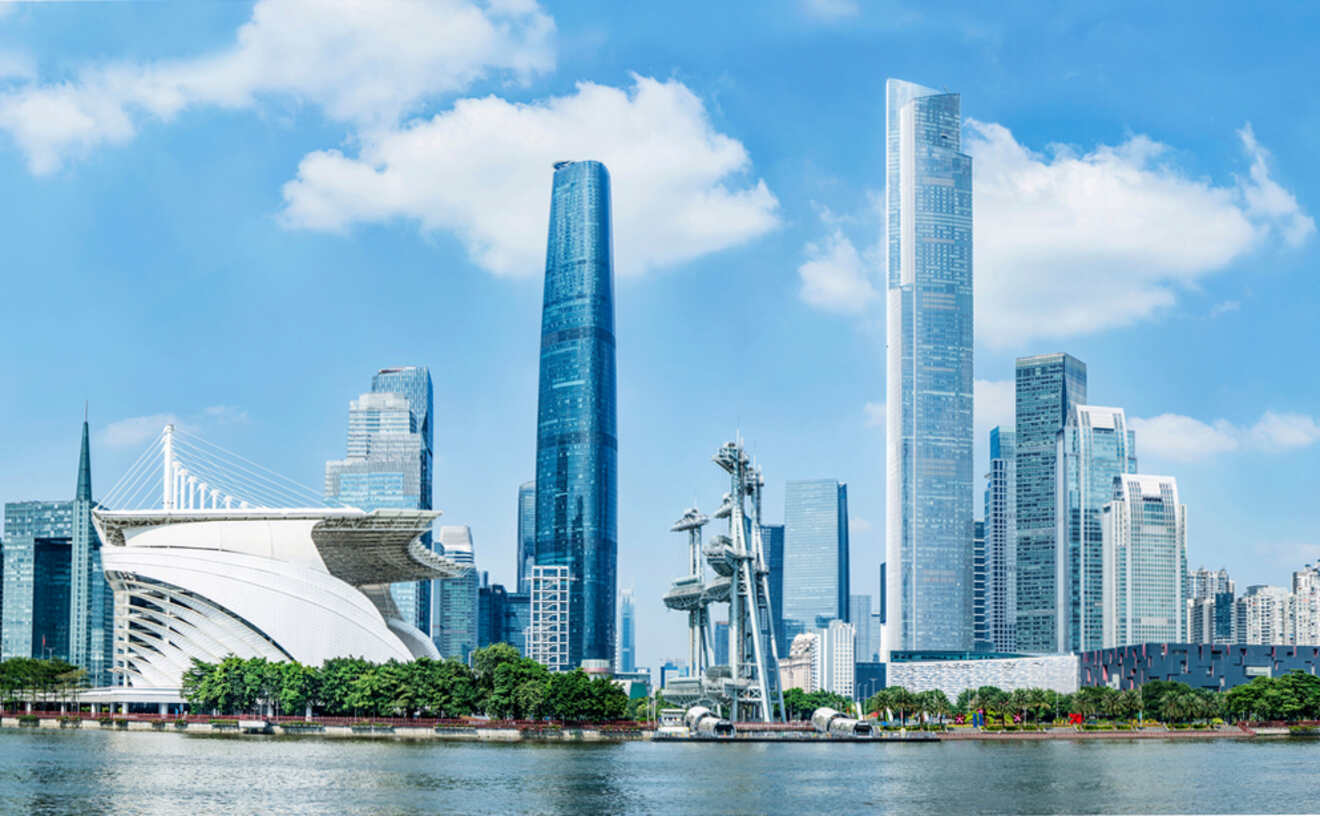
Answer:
[
  {"xmin": 98, "ymin": 413, "xmax": 185, "ymax": 449},
  {"xmin": 281, "ymin": 75, "xmax": 780, "ymax": 277},
  {"xmin": 801, "ymin": 0, "xmax": 860, "ymax": 20},
  {"xmin": 967, "ymin": 121, "xmax": 1313, "ymax": 347},
  {"xmin": 0, "ymin": 0, "xmax": 555, "ymax": 173},
  {"xmin": 798, "ymin": 229, "xmax": 877, "ymax": 314},
  {"xmin": 1131, "ymin": 411, "xmax": 1320, "ymax": 462}
]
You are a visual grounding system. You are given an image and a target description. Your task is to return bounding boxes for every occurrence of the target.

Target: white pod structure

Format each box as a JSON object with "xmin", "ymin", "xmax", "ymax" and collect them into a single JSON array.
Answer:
[
  {"xmin": 684, "ymin": 705, "xmax": 734, "ymax": 737},
  {"xmin": 812, "ymin": 707, "xmax": 874, "ymax": 737}
]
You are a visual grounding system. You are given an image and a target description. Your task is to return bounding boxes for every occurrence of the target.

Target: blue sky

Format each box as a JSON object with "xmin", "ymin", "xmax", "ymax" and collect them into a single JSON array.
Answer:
[{"xmin": 1, "ymin": 0, "xmax": 1317, "ymax": 671}]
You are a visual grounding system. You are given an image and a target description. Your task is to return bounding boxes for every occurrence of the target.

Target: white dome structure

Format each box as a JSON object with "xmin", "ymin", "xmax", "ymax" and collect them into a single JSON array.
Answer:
[{"xmin": 92, "ymin": 507, "xmax": 463, "ymax": 690}]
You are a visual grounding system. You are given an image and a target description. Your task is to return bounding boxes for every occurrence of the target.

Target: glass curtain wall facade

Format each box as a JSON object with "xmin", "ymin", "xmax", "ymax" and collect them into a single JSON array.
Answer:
[
  {"xmin": 533, "ymin": 160, "xmax": 618, "ymax": 667},
  {"xmin": 2, "ymin": 501, "xmax": 72, "ymax": 659},
  {"xmin": 1014, "ymin": 353, "xmax": 1087, "ymax": 653},
  {"xmin": 972, "ymin": 521, "xmax": 989, "ymax": 650},
  {"xmin": 985, "ymin": 427, "xmax": 1016, "ymax": 651},
  {"xmin": 516, "ymin": 481, "xmax": 536, "ymax": 595},
  {"xmin": 325, "ymin": 378, "xmax": 433, "ymax": 634},
  {"xmin": 761, "ymin": 524, "xmax": 786, "ymax": 654},
  {"xmin": 433, "ymin": 525, "xmax": 478, "ymax": 661},
  {"xmin": 618, "ymin": 589, "xmax": 635, "ymax": 673},
  {"xmin": 1101, "ymin": 475, "xmax": 1188, "ymax": 647},
  {"xmin": 1058, "ymin": 405, "xmax": 1138, "ymax": 652},
  {"xmin": 71, "ymin": 420, "xmax": 112, "ymax": 686},
  {"xmin": 884, "ymin": 78, "xmax": 974, "ymax": 654},
  {"xmin": 783, "ymin": 480, "xmax": 850, "ymax": 635},
  {"xmin": 850, "ymin": 594, "xmax": 875, "ymax": 661}
]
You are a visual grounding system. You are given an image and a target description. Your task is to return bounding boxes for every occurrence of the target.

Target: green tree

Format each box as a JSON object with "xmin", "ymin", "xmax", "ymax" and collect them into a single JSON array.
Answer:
[
  {"xmin": 318, "ymin": 657, "xmax": 372, "ymax": 716},
  {"xmin": 488, "ymin": 658, "xmax": 549, "ymax": 719}
]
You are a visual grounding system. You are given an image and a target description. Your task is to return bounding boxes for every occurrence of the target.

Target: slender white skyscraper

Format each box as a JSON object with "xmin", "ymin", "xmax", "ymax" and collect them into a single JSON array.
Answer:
[
  {"xmin": 1101, "ymin": 475, "xmax": 1187, "ymax": 648},
  {"xmin": 884, "ymin": 78, "xmax": 974, "ymax": 654}
]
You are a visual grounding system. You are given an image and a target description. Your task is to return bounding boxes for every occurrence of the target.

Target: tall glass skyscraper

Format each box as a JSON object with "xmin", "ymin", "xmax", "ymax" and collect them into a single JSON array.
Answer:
[
  {"xmin": 2, "ymin": 500, "xmax": 72, "ymax": 660},
  {"xmin": 325, "ymin": 366, "xmax": 434, "ymax": 634},
  {"xmin": 1059, "ymin": 405, "xmax": 1137, "ymax": 652},
  {"xmin": 783, "ymin": 480, "xmax": 850, "ymax": 635},
  {"xmin": 1014, "ymin": 353, "xmax": 1086, "ymax": 653},
  {"xmin": 71, "ymin": 419, "xmax": 112, "ymax": 685},
  {"xmin": 533, "ymin": 160, "xmax": 618, "ymax": 667},
  {"xmin": 761, "ymin": 523, "xmax": 786, "ymax": 654},
  {"xmin": 516, "ymin": 481, "xmax": 535, "ymax": 595},
  {"xmin": 972, "ymin": 521, "xmax": 989, "ymax": 650},
  {"xmin": 618, "ymin": 589, "xmax": 635, "ymax": 673},
  {"xmin": 884, "ymin": 78, "xmax": 974, "ymax": 653},
  {"xmin": 1101, "ymin": 474, "xmax": 1187, "ymax": 647},
  {"xmin": 433, "ymin": 525, "xmax": 478, "ymax": 661},
  {"xmin": 984, "ymin": 427, "xmax": 1016, "ymax": 652}
]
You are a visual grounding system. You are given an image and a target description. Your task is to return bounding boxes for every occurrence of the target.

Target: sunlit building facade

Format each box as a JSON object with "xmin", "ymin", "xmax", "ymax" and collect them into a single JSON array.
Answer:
[
  {"xmin": 984, "ymin": 427, "xmax": 1016, "ymax": 651},
  {"xmin": 1101, "ymin": 474, "xmax": 1188, "ymax": 648},
  {"xmin": 1060, "ymin": 405, "xmax": 1138, "ymax": 651},
  {"xmin": 1015, "ymin": 353, "xmax": 1087, "ymax": 653},
  {"xmin": 516, "ymin": 480, "xmax": 535, "ymax": 595},
  {"xmin": 783, "ymin": 480, "xmax": 849, "ymax": 637},
  {"xmin": 534, "ymin": 160, "xmax": 618, "ymax": 667},
  {"xmin": 884, "ymin": 78, "xmax": 974, "ymax": 654},
  {"xmin": 433, "ymin": 525, "xmax": 478, "ymax": 661}
]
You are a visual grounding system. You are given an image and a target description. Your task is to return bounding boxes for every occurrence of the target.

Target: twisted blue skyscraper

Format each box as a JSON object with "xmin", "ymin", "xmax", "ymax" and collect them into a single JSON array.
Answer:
[
  {"xmin": 884, "ymin": 79, "xmax": 974, "ymax": 654},
  {"xmin": 534, "ymin": 160, "xmax": 618, "ymax": 666}
]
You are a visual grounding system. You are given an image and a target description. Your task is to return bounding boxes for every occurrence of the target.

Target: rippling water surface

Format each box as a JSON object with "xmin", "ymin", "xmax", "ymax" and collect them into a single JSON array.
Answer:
[{"xmin": 0, "ymin": 730, "xmax": 1316, "ymax": 814}]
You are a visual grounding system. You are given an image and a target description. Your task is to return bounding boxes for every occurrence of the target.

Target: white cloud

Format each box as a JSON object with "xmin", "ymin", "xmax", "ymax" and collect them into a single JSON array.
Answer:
[
  {"xmin": 281, "ymin": 75, "xmax": 780, "ymax": 277},
  {"xmin": 0, "ymin": 50, "xmax": 34, "ymax": 82},
  {"xmin": 864, "ymin": 401, "xmax": 885, "ymax": 428},
  {"xmin": 0, "ymin": 0, "xmax": 555, "ymax": 173},
  {"xmin": 98, "ymin": 413, "xmax": 184, "ymax": 449},
  {"xmin": 204, "ymin": 405, "xmax": 249, "ymax": 424},
  {"xmin": 850, "ymin": 516, "xmax": 873, "ymax": 534},
  {"xmin": 1208, "ymin": 299, "xmax": 1240, "ymax": 318},
  {"xmin": 974, "ymin": 378, "xmax": 1014, "ymax": 440},
  {"xmin": 967, "ymin": 120, "xmax": 1313, "ymax": 348},
  {"xmin": 801, "ymin": 0, "xmax": 860, "ymax": 20},
  {"xmin": 798, "ymin": 229, "xmax": 877, "ymax": 314},
  {"xmin": 1131, "ymin": 411, "xmax": 1320, "ymax": 462}
]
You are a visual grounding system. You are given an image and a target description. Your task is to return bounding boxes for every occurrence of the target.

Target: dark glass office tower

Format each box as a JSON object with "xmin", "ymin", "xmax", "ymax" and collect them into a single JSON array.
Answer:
[
  {"xmin": 533, "ymin": 160, "xmax": 618, "ymax": 667},
  {"xmin": 1014, "ymin": 353, "xmax": 1086, "ymax": 653}
]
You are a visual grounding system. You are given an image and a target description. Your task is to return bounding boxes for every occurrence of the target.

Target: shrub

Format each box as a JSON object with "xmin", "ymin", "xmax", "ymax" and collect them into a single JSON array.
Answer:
[
  {"xmin": 17, "ymin": 714, "xmax": 38, "ymax": 726},
  {"xmin": 209, "ymin": 718, "xmax": 238, "ymax": 728}
]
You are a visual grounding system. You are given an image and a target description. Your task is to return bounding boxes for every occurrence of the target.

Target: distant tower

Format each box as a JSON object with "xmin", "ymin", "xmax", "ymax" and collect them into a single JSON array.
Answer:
[
  {"xmin": 985, "ymin": 427, "xmax": 1016, "ymax": 651},
  {"xmin": 516, "ymin": 481, "xmax": 535, "ymax": 595},
  {"xmin": 433, "ymin": 526, "xmax": 478, "ymax": 661},
  {"xmin": 884, "ymin": 79, "xmax": 974, "ymax": 654},
  {"xmin": 70, "ymin": 413, "xmax": 113, "ymax": 685},
  {"xmin": 782, "ymin": 480, "xmax": 849, "ymax": 636},
  {"xmin": 618, "ymin": 589, "xmax": 636, "ymax": 673},
  {"xmin": 533, "ymin": 160, "xmax": 618, "ymax": 667}
]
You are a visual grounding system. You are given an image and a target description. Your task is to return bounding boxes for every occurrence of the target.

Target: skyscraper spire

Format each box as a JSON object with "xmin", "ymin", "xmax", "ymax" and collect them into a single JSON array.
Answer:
[{"xmin": 76, "ymin": 410, "xmax": 92, "ymax": 502}]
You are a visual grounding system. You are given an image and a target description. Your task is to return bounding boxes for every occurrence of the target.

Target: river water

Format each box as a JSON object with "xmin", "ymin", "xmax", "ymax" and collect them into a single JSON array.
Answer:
[{"xmin": 0, "ymin": 730, "xmax": 1315, "ymax": 814}]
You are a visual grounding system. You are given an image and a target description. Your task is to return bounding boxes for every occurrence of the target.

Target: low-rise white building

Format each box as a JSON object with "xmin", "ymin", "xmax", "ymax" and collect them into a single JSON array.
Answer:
[{"xmin": 885, "ymin": 653, "xmax": 1078, "ymax": 702}]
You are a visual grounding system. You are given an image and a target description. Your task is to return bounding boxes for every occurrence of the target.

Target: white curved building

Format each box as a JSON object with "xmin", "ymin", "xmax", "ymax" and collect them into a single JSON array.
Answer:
[{"xmin": 90, "ymin": 507, "xmax": 462, "ymax": 692}]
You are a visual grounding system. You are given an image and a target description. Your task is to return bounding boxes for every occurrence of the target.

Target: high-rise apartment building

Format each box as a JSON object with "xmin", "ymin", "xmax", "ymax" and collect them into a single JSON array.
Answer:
[
  {"xmin": 433, "ymin": 525, "xmax": 478, "ymax": 661},
  {"xmin": 884, "ymin": 78, "xmax": 974, "ymax": 654},
  {"xmin": 527, "ymin": 564, "xmax": 571, "ymax": 670},
  {"xmin": 533, "ymin": 160, "xmax": 618, "ymax": 667},
  {"xmin": 783, "ymin": 480, "xmax": 850, "ymax": 636},
  {"xmin": 1292, "ymin": 565, "xmax": 1320, "ymax": 646},
  {"xmin": 516, "ymin": 481, "xmax": 535, "ymax": 595},
  {"xmin": 761, "ymin": 524, "xmax": 786, "ymax": 654},
  {"xmin": 618, "ymin": 589, "xmax": 635, "ymax": 673},
  {"xmin": 1060, "ymin": 405, "xmax": 1138, "ymax": 651},
  {"xmin": 325, "ymin": 367, "xmax": 434, "ymax": 634},
  {"xmin": 816, "ymin": 619, "xmax": 856, "ymax": 698},
  {"xmin": 1236, "ymin": 585, "xmax": 1293, "ymax": 645},
  {"xmin": 984, "ymin": 427, "xmax": 1016, "ymax": 652},
  {"xmin": 1101, "ymin": 474, "xmax": 1187, "ymax": 648},
  {"xmin": 1015, "ymin": 353, "xmax": 1087, "ymax": 653},
  {"xmin": 1188, "ymin": 567, "xmax": 1236, "ymax": 645}
]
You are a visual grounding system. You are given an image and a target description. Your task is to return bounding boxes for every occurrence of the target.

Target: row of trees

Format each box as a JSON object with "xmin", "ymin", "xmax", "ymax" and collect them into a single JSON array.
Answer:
[
  {"xmin": 181, "ymin": 644, "xmax": 631, "ymax": 722},
  {"xmin": 863, "ymin": 673, "xmax": 1320, "ymax": 725},
  {"xmin": 782, "ymin": 688, "xmax": 854, "ymax": 720},
  {"xmin": 0, "ymin": 658, "xmax": 87, "ymax": 708}
]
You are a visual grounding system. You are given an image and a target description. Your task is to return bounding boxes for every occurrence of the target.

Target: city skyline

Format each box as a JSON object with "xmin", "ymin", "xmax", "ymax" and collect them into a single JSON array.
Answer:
[{"xmin": 2, "ymin": 1, "xmax": 1318, "ymax": 672}]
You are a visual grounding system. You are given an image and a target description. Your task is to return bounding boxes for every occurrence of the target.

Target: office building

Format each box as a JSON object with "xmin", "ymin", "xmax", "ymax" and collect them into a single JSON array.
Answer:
[
  {"xmin": 1015, "ymin": 353, "xmax": 1087, "ymax": 652},
  {"xmin": 850, "ymin": 594, "xmax": 874, "ymax": 661},
  {"xmin": 1060, "ymin": 405, "xmax": 1138, "ymax": 651},
  {"xmin": 984, "ymin": 427, "xmax": 1016, "ymax": 651},
  {"xmin": 1101, "ymin": 474, "xmax": 1187, "ymax": 647},
  {"xmin": 783, "ymin": 480, "xmax": 849, "ymax": 635},
  {"xmin": 713, "ymin": 620, "xmax": 730, "ymax": 667},
  {"xmin": 972, "ymin": 521, "xmax": 989, "ymax": 650},
  {"xmin": 325, "ymin": 366, "xmax": 434, "ymax": 634},
  {"xmin": 433, "ymin": 526, "xmax": 478, "ymax": 661},
  {"xmin": 527, "ymin": 564, "xmax": 571, "ymax": 670},
  {"xmin": 816, "ymin": 618, "xmax": 856, "ymax": 698},
  {"xmin": 618, "ymin": 589, "xmax": 636, "ymax": 673},
  {"xmin": 477, "ymin": 574, "xmax": 506, "ymax": 649},
  {"xmin": 761, "ymin": 524, "xmax": 786, "ymax": 654},
  {"xmin": 884, "ymin": 78, "xmax": 975, "ymax": 654},
  {"xmin": 505, "ymin": 592, "xmax": 531, "ymax": 655},
  {"xmin": 516, "ymin": 481, "xmax": 535, "ymax": 594},
  {"xmin": 3, "ymin": 500, "xmax": 73, "ymax": 661},
  {"xmin": 533, "ymin": 160, "xmax": 618, "ymax": 667}
]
